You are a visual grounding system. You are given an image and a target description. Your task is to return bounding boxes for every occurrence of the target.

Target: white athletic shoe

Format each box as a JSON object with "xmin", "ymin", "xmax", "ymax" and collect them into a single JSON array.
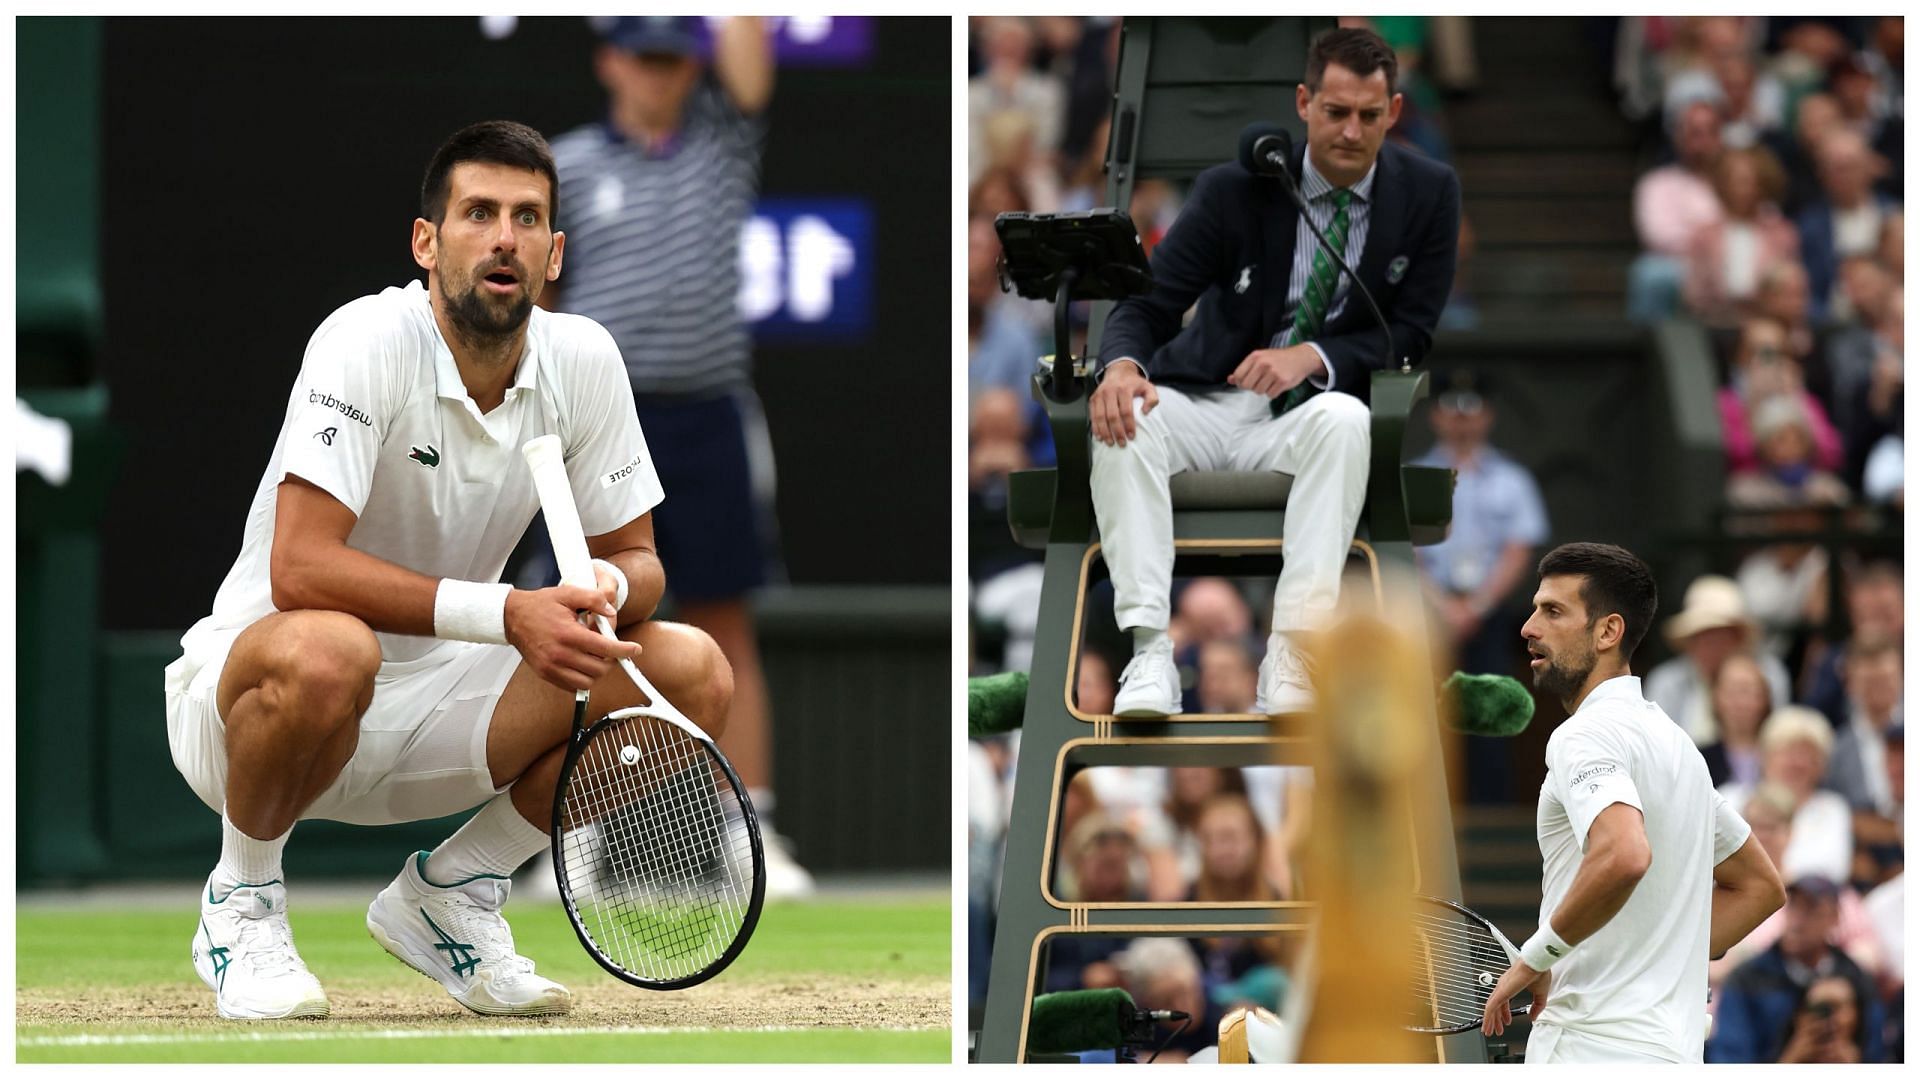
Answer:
[
  {"xmin": 191, "ymin": 874, "xmax": 329, "ymax": 1020},
  {"xmin": 762, "ymin": 830, "xmax": 817, "ymax": 900},
  {"xmin": 366, "ymin": 852, "xmax": 572, "ymax": 1016},
  {"xmin": 1256, "ymin": 635, "xmax": 1317, "ymax": 716},
  {"xmin": 1113, "ymin": 640, "xmax": 1181, "ymax": 717}
]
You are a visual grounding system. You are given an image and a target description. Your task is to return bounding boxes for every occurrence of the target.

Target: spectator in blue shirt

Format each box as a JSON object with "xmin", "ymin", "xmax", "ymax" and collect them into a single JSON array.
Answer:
[
  {"xmin": 1414, "ymin": 370, "xmax": 1549, "ymax": 678},
  {"xmin": 1709, "ymin": 873, "xmax": 1884, "ymax": 1062}
]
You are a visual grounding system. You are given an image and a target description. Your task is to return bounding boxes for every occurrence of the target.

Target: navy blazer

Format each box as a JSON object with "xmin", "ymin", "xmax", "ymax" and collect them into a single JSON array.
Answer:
[{"xmin": 1098, "ymin": 140, "xmax": 1461, "ymax": 403}]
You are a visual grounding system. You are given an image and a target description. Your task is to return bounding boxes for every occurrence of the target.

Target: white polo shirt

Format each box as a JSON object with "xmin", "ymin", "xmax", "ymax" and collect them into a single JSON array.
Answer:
[
  {"xmin": 172, "ymin": 280, "xmax": 663, "ymax": 684},
  {"xmin": 1534, "ymin": 675, "xmax": 1751, "ymax": 1063}
]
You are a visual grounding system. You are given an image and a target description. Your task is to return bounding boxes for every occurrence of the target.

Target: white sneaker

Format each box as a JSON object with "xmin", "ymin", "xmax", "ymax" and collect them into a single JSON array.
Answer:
[
  {"xmin": 1114, "ymin": 640, "xmax": 1182, "ymax": 717},
  {"xmin": 192, "ymin": 874, "xmax": 329, "ymax": 1020},
  {"xmin": 1256, "ymin": 635, "xmax": 1317, "ymax": 715},
  {"xmin": 366, "ymin": 852, "xmax": 572, "ymax": 1016},
  {"xmin": 762, "ymin": 830, "xmax": 817, "ymax": 900}
]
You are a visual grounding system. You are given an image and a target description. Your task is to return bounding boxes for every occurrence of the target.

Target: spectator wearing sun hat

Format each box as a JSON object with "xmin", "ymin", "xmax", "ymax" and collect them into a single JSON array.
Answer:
[{"xmin": 1644, "ymin": 575, "xmax": 1794, "ymax": 746}]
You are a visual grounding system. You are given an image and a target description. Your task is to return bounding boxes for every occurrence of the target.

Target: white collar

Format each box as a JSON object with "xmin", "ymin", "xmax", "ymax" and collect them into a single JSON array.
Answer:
[
  {"xmin": 416, "ymin": 281, "xmax": 541, "ymax": 404},
  {"xmin": 1574, "ymin": 674, "xmax": 1644, "ymax": 715},
  {"xmin": 1300, "ymin": 150, "xmax": 1378, "ymax": 204}
]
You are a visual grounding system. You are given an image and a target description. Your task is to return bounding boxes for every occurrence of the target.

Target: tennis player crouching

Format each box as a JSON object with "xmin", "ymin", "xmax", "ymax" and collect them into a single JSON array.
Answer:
[
  {"xmin": 161, "ymin": 121, "xmax": 730, "ymax": 1020},
  {"xmin": 1480, "ymin": 543, "xmax": 1784, "ymax": 1062}
]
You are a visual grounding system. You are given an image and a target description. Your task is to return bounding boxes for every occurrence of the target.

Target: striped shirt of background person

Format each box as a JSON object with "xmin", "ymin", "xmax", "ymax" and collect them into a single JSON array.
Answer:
[
  {"xmin": 551, "ymin": 82, "xmax": 766, "ymax": 399},
  {"xmin": 1274, "ymin": 152, "xmax": 1376, "ymax": 386}
]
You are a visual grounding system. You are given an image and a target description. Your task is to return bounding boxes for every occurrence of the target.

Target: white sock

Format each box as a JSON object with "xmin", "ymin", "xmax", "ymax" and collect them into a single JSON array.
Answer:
[
  {"xmin": 217, "ymin": 808, "xmax": 290, "ymax": 885},
  {"xmin": 1132, "ymin": 627, "xmax": 1171, "ymax": 655},
  {"xmin": 423, "ymin": 794, "xmax": 550, "ymax": 886}
]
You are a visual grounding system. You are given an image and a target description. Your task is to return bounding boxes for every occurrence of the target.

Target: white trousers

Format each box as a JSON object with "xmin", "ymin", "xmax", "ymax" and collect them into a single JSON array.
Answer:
[{"xmin": 1089, "ymin": 386, "xmax": 1370, "ymax": 633}]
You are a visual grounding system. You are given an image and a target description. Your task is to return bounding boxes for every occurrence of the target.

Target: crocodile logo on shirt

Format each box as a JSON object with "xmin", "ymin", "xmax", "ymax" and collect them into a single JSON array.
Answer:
[{"xmin": 408, "ymin": 444, "xmax": 440, "ymax": 469}]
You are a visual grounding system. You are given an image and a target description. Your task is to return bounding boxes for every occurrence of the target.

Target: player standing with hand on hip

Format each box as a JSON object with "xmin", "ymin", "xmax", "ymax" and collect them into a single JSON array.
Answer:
[
  {"xmin": 1480, "ymin": 543, "xmax": 1784, "ymax": 1062},
  {"xmin": 162, "ymin": 121, "xmax": 732, "ymax": 1020}
]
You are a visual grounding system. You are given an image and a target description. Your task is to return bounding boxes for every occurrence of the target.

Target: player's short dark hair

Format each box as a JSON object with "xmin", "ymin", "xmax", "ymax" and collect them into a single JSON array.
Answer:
[
  {"xmin": 420, "ymin": 120, "xmax": 560, "ymax": 226},
  {"xmin": 1305, "ymin": 27, "xmax": 1398, "ymax": 97},
  {"xmin": 1538, "ymin": 542, "xmax": 1659, "ymax": 662}
]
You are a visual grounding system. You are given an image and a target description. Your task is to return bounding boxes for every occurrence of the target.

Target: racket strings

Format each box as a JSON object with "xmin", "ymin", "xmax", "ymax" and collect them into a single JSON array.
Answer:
[
  {"xmin": 1409, "ymin": 907, "xmax": 1518, "ymax": 1031},
  {"xmin": 559, "ymin": 713, "xmax": 755, "ymax": 983}
]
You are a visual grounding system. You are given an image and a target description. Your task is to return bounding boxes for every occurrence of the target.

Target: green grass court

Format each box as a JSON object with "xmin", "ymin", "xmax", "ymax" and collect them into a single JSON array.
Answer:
[{"xmin": 17, "ymin": 894, "xmax": 949, "ymax": 1063}]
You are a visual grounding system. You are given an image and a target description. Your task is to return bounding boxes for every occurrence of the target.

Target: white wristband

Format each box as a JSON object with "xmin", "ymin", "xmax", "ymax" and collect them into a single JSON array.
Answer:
[
  {"xmin": 591, "ymin": 558, "xmax": 629, "ymax": 610},
  {"xmin": 433, "ymin": 579, "xmax": 511, "ymax": 644},
  {"xmin": 1520, "ymin": 924, "xmax": 1573, "ymax": 972}
]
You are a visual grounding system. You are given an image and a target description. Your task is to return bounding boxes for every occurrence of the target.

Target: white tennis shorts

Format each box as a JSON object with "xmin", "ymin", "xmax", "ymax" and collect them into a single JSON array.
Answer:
[
  {"xmin": 1525, "ymin": 1023, "xmax": 1679, "ymax": 1064},
  {"xmin": 164, "ymin": 629, "xmax": 523, "ymax": 826}
]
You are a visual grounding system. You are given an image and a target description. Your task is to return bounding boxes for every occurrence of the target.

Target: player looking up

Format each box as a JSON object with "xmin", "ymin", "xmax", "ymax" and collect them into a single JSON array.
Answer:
[
  {"xmin": 162, "ymin": 120, "xmax": 731, "ymax": 1021},
  {"xmin": 1480, "ymin": 543, "xmax": 1784, "ymax": 1062}
]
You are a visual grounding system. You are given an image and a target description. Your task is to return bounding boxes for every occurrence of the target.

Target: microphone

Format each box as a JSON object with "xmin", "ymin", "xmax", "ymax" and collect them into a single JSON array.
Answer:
[
  {"xmin": 1439, "ymin": 671, "xmax": 1535, "ymax": 737},
  {"xmin": 1026, "ymin": 988, "xmax": 1190, "ymax": 1055},
  {"xmin": 967, "ymin": 670, "xmax": 1028, "ymax": 737},
  {"xmin": 1237, "ymin": 121, "xmax": 1295, "ymax": 181},
  {"xmin": 1234, "ymin": 121, "xmax": 1398, "ymax": 374}
]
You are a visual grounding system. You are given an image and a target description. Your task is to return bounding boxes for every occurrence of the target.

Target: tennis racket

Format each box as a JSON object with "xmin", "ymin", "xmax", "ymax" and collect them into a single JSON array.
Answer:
[
  {"xmin": 523, "ymin": 435, "xmax": 766, "ymax": 990},
  {"xmin": 1406, "ymin": 894, "xmax": 1534, "ymax": 1035}
]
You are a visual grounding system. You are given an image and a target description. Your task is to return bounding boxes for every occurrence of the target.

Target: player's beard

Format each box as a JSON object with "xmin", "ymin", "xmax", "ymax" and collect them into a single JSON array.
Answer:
[
  {"xmin": 1532, "ymin": 636, "xmax": 1597, "ymax": 706},
  {"xmin": 442, "ymin": 260, "xmax": 535, "ymax": 347}
]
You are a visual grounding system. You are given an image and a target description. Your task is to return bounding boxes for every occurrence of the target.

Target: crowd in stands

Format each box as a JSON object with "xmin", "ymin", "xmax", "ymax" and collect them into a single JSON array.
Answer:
[
  {"xmin": 1624, "ymin": 17, "xmax": 1903, "ymax": 512},
  {"xmin": 1649, "ymin": 560, "xmax": 1903, "ymax": 1062},
  {"xmin": 970, "ymin": 15, "xmax": 1902, "ymax": 1062}
]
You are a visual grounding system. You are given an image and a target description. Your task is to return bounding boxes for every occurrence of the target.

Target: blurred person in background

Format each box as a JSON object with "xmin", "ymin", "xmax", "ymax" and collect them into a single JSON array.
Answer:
[
  {"xmin": 1825, "ymin": 634, "xmax": 1902, "ymax": 816},
  {"xmin": 1716, "ymin": 316, "xmax": 1841, "ymax": 480},
  {"xmin": 1855, "ymin": 722, "xmax": 1904, "ymax": 890},
  {"xmin": 1413, "ymin": 370, "xmax": 1548, "ymax": 678},
  {"xmin": 1776, "ymin": 973, "xmax": 1871, "ymax": 1063},
  {"xmin": 1708, "ymin": 782, "xmax": 1883, "ymax": 995},
  {"xmin": 544, "ymin": 17, "xmax": 811, "ymax": 896},
  {"xmin": 1168, "ymin": 577, "xmax": 1257, "ymax": 713},
  {"xmin": 1629, "ymin": 100, "xmax": 1724, "ymax": 322},
  {"xmin": 1766, "ymin": 91, "xmax": 1844, "ymax": 216},
  {"xmin": 1682, "ymin": 146, "xmax": 1799, "ymax": 326},
  {"xmin": 1111, "ymin": 936, "xmax": 1217, "ymax": 1062},
  {"xmin": 968, "ymin": 387, "xmax": 1034, "ymax": 497},
  {"xmin": 1752, "ymin": 259, "xmax": 1817, "ymax": 366},
  {"xmin": 1802, "ymin": 560, "xmax": 1903, "ymax": 727},
  {"xmin": 1795, "ymin": 128, "xmax": 1896, "ymax": 322},
  {"xmin": 1709, "ymin": 873, "xmax": 1884, "ymax": 1062},
  {"xmin": 1721, "ymin": 706, "xmax": 1853, "ymax": 884},
  {"xmin": 1141, "ymin": 767, "xmax": 1247, "ymax": 901},
  {"xmin": 1045, "ymin": 813, "xmax": 1144, "ymax": 993},
  {"xmin": 969, "ymin": 217, "xmax": 1046, "ymax": 399},
  {"xmin": 1186, "ymin": 793, "xmax": 1290, "ymax": 1011},
  {"xmin": 1845, "ymin": 290, "xmax": 1902, "ymax": 505},
  {"xmin": 1076, "ymin": 649, "xmax": 1118, "ymax": 716},
  {"xmin": 976, "ymin": 109, "xmax": 1061, "ymax": 216},
  {"xmin": 1644, "ymin": 574, "xmax": 1792, "ymax": 746},
  {"xmin": 1725, "ymin": 392, "xmax": 1850, "ymax": 510},
  {"xmin": 1195, "ymin": 639, "xmax": 1258, "ymax": 715},
  {"xmin": 967, "ymin": 17, "xmax": 1063, "ymax": 188},
  {"xmin": 1826, "ymin": 637, "xmax": 1902, "ymax": 886},
  {"xmin": 1700, "ymin": 651, "xmax": 1772, "ymax": 789}
]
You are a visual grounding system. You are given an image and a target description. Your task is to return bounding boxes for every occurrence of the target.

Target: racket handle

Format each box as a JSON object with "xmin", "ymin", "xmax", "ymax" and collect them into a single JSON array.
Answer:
[{"xmin": 522, "ymin": 435, "xmax": 596, "ymax": 592}]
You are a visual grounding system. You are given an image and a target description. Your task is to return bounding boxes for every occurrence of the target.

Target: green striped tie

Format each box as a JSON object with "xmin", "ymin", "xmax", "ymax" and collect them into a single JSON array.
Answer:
[{"xmin": 1275, "ymin": 187, "xmax": 1352, "ymax": 417}]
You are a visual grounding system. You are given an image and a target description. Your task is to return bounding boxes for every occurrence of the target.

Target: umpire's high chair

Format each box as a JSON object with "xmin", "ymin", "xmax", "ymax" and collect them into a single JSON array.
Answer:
[{"xmin": 976, "ymin": 17, "xmax": 1475, "ymax": 1063}]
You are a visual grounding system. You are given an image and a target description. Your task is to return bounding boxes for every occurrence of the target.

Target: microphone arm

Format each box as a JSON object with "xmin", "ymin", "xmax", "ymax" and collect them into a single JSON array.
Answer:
[{"xmin": 1270, "ymin": 157, "xmax": 1399, "ymax": 374}]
